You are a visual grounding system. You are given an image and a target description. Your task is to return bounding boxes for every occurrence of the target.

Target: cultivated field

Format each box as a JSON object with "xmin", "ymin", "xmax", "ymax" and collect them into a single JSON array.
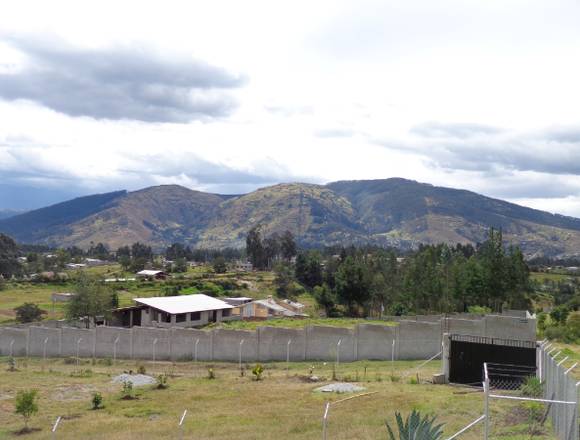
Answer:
[{"xmin": 0, "ymin": 357, "xmax": 558, "ymax": 440}]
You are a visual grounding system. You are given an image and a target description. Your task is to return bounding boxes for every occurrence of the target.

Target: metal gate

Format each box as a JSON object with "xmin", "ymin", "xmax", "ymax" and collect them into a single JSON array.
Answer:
[{"xmin": 449, "ymin": 334, "xmax": 536, "ymax": 386}]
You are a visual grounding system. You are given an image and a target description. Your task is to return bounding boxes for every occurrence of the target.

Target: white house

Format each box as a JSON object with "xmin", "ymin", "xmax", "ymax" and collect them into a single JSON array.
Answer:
[{"xmin": 112, "ymin": 294, "xmax": 238, "ymax": 328}]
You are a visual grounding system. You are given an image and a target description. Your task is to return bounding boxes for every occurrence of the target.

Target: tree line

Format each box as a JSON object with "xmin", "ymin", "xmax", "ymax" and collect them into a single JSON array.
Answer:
[{"xmin": 272, "ymin": 228, "xmax": 530, "ymax": 317}]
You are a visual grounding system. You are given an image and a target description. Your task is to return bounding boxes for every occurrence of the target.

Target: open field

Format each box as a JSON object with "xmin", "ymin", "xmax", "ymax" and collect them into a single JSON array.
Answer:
[{"xmin": 0, "ymin": 356, "xmax": 558, "ymax": 440}]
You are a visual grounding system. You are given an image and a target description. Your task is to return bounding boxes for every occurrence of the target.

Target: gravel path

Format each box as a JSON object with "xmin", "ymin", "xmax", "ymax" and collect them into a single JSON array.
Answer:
[
  {"xmin": 314, "ymin": 383, "xmax": 367, "ymax": 393},
  {"xmin": 112, "ymin": 373, "xmax": 156, "ymax": 387}
]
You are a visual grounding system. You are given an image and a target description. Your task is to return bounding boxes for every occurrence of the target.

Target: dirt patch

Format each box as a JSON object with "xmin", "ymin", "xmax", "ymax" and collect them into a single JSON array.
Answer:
[
  {"xmin": 51, "ymin": 384, "xmax": 98, "ymax": 401},
  {"xmin": 13, "ymin": 427, "xmax": 42, "ymax": 436}
]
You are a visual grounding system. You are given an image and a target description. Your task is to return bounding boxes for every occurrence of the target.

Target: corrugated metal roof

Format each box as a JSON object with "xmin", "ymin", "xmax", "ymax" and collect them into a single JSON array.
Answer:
[
  {"xmin": 136, "ymin": 270, "xmax": 165, "ymax": 276},
  {"xmin": 134, "ymin": 294, "xmax": 233, "ymax": 314}
]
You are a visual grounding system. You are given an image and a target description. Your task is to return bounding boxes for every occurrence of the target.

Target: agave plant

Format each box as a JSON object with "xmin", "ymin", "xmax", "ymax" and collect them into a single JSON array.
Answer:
[{"xmin": 386, "ymin": 410, "xmax": 444, "ymax": 440}]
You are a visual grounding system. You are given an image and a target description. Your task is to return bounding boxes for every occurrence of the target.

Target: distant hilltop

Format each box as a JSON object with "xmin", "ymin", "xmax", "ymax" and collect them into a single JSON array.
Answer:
[{"xmin": 1, "ymin": 178, "xmax": 580, "ymax": 257}]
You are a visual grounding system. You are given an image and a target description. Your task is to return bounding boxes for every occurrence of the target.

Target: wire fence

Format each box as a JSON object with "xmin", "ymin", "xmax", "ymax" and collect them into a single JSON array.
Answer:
[{"xmin": 538, "ymin": 343, "xmax": 579, "ymax": 440}]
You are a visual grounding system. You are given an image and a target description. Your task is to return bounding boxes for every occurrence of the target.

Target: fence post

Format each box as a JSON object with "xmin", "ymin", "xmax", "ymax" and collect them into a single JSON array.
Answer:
[
  {"xmin": 194, "ymin": 338, "xmax": 200, "ymax": 362},
  {"xmin": 113, "ymin": 336, "xmax": 120, "ymax": 364},
  {"xmin": 336, "ymin": 339, "xmax": 342, "ymax": 371},
  {"xmin": 391, "ymin": 339, "xmax": 395, "ymax": 376},
  {"xmin": 51, "ymin": 416, "xmax": 61, "ymax": 440},
  {"xmin": 287, "ymin": 339, "xmax": 292, "ymax": 376},
  {"xmin": 43, "ymin": 337, "xmax": 49, "ymax": 368},
  {"xmin": 322, "ymin": 401, "xmax": 330, "ymax": 440},
  {"xmin": 178, "ymin": 409, "xmax": 187, "ymax": 440},
  {"xmin": 153, "ymin": 338, "xmax": 158, "ymax": 362},
  {"xmin": 239, "ymin": 339, "xmax": 245, "ymax": 371},
  {"xmin": 9, "ymin": 339, "xmax": 15, "ymax": 357},
  {"xmin": 484, "ymin": 363, "xmax": 490, "ymax": 440},
  {"xmin": 76, "ymin": 338, "xmax": 83, "ymax": 369}
]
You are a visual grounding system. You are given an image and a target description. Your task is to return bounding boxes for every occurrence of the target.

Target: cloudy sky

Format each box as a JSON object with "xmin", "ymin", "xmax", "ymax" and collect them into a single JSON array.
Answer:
[{"xmin": 1, "ymin": 0, "xmax": 580, "ymax": 216}]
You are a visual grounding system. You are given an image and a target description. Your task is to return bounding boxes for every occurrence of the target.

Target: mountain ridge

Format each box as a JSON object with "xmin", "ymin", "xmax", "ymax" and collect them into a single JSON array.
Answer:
[{"xmin": 1, "ymin": 178, "xmax": 579, "ymax": 257}]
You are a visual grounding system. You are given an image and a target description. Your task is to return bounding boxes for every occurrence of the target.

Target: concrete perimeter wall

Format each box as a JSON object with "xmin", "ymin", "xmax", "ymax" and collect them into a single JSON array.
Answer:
[{"xmin": 0, "ymin": 314, "xmax": 536, "ymax": 362}]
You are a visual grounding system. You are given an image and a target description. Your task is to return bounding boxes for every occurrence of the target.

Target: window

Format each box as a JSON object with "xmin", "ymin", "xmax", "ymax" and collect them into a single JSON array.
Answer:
[
  {"xmin": 222, "ymin": 309, "xmax": 231, "ymax": 317},
  {"xmin": 161, "ymin": 312, "xmax": 171, "ymax": 323},
  {"xmin": 176, "ymin": 313, "xmax": 186, "ymax": 323},
  {"xmin": 190, "ymin": 312, "xmax": 201, "ymax": 321}
]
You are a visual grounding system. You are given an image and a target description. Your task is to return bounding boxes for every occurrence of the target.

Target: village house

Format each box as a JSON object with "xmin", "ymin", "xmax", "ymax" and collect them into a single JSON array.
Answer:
[
  {"xmin": 232, "ymin": 261, "xmax": 253, "ymax": 272},
  {"xmin": 136, "ymin": 269, "xmax": 168, "ymax": 280},
  {"xmin": 111, "ymin": 294, "xmax": 238, "ymax": 328},
  {"xmin": 236, "ymin": 296, "xmax": 308, "ymax": 319}
]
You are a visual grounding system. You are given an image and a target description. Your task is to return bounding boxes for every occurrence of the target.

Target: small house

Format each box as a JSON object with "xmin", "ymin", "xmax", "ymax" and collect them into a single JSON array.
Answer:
[
  {"xmin": 112, "ymin": 294, "xmax": 238, "ymax": 328},
  {"xmin": 136, "ymin": 269, "xmax": 168, "ymax": 280}
]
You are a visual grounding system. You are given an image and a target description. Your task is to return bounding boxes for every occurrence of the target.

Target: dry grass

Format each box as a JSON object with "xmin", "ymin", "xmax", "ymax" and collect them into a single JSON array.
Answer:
[{"xmin": 0, "ymin": 356, "xmax": 557, "ymax": 440}]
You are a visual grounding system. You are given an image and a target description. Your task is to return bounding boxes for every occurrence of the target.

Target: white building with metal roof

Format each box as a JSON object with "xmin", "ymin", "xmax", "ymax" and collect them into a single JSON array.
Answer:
[{"xmin": 112, "ymin": 294, "xmax": 238, "ymax": 328}]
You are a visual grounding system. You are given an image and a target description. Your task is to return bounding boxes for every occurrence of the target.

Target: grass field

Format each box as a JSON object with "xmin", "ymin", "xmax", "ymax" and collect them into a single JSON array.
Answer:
[{"xmin": 0, "ymin": 356, "xmax": 557, "ymax": 440}]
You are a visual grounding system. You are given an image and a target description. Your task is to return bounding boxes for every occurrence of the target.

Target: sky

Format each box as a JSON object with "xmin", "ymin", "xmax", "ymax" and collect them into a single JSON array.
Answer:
[{"xmin": 1, "ymin": 0, "xmax": 580, "ymax": 215}]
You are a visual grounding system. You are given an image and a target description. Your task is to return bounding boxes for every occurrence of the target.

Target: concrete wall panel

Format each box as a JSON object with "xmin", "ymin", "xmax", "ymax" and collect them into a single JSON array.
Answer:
[
  {"xmin": 484, "ymin": 315, "xmax": 536, "ymax": 341},
  {"xmin": 306, "ymin": 326, "xmax": 355, "ymax": 361},
  {"xmin": 356, "ymin": 324, "xmax": 397, "ymax": 360},
  {"xmin": 28, "ymin": 327, "xmax": 61, "ymax": 357},
  {"xmin": 170, "ymin": 328, "xmax": 212, "ymax": 361},
  {"xmin": 212, "ymin": 329, "xmax": 258, "ymax": 362},
  {"xmin": 398, "ymin": 321, "xmax": 441, "ymax": 360},
  {"xmin": 0, "ymin": 327, "xmax": 28, "ymax": 356},
  {"xmin": 132, "ymin": 327, "xmax": 171, "ymax": 360},
  {"xmin": 95, "ymin": 327, "xmax": 132, "ymax": 359},
  {"xmin": 61, "ymin": 327, "xmax": 94, "ymax": 358},
  {"xmin": 257, "ymin": 327, "xmax": 306, "ymax": 361}
]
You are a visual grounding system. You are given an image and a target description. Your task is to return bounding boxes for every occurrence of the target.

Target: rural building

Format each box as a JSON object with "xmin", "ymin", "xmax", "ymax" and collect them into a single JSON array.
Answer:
[
  {"xmin": 237, "ymin": 296, "xmax": 307, "ymax": 319},
  {"xmin": 136, "ymin": 269, "xmax": 168, "ymax": 280},
  {"xmin": 84, "ymin": 258, "xmax": 107, "ymax": 266},
  {"xmin": 111, "ymin": 294, "xmax": 237, "ymax": 328},
  {"xmin": 223, "ymin": 297, "xmax": 254, "ymax": 306},
  {"xmin": 51, "ymin": 292, "xmax": 76, "ymax": 303},
  {"xmin": 232, "ymin": 261, "xmax": 253, "ymax": 272},
  {"xmin": 279, "ymin": 299, "xmax": 305, "ymax": 314},
  {"xmin": 66, "ymin": 263, "xmax": 87, "ymax": 269}
]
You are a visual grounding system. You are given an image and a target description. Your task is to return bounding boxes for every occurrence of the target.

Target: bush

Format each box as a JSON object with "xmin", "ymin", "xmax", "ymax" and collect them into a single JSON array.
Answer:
[
  {"xmin": 252, "ymin": 364, "xmax": 264, "ymax": 381},
  {"xmin": 91, "ymin": 392, "xmax": 103, "ymax": 410},
  {"xmin": 14, "ymin": 303, "xmax": 46, "ymax": 324},
  {"xmin": 156, "ymin": 374, "xmax": 169, "ymax": 389},
  {"xmin": 207, "ymin": 367, "xmax": 216, "ymax": 380},
  {"xmin": 7, "ymin": 356, "xmax": 16, "ymax": 372},
  {"xmin": 15, "ymin": 390, "xmax": 39, "ymax": 431},
  {"xmin": 386, "ymin": 410, "xmax": 444, "ymax": 440},
  {"xmin": 467, "ymin": 305, "xmax": 491, "ymax": 315},
  {"xmin": 520, "ymin": 376, "xmax": 543, "ymax": 398},
  {"xmin": 121, "ymin": 381, "xmax": 134, "ymax": 399},
  {"xmin": 137, "ymin": 364, "xmax": 146, "ymax": 375}
]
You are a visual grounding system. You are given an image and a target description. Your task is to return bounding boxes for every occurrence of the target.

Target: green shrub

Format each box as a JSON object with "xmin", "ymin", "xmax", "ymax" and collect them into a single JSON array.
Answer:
[
  {"xmin": 520, "ymin": 376, "xmax": 543, "ymax": 398},
  {"xmin": 91, "ymin": 392, "xmax": 103, "ymax": 410},
  {"xmin": 137, "ymin": 364, "xmax": 146, "ymax": 375},
  {"xmin": 120, "ymin": 381, "xmax": 135, "ymax": 399},
  {"xmin": 15, "ymin": 390, "xmax": 39, "ymax": 431},
  {"xmin": 156, "ymin": 374, "xmax": 169, "ymax": 389},
  {"xmin": 386, "ymin": 410, "xmax": 444, "ymax": 440},
  {"xmin": 7, "ymin": 356, "xmax": 16, "ymax": 372},
  {"xmin": 252, "ymin": 364, "xmax": 264, "ymax": 381},
  {"xmin": 467, "ymin": 305, "xmax": 491, "ymax": 315},
  {"xmin": 207, "ymin": 367, "xmax": 216, "ymax": 380}
]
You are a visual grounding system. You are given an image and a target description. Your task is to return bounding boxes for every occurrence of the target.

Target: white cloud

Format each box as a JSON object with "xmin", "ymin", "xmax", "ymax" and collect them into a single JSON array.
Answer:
[{"xmin": 0, "ymin": 0, "xmax": 579, "ymax": 217}]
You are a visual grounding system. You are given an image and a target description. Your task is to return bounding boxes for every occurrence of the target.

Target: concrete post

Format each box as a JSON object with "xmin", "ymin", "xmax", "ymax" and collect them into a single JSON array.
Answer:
[
  {"xmin": 58, "ymin": 328, "xmax": 63, "ymax": 357},
  {"xmin": 26, "ymin": 327, "xmax": 30, "ymax": 358},
  {"xmin": 130, "ymin": 327, "xmax": 134, "ymax": 359}
]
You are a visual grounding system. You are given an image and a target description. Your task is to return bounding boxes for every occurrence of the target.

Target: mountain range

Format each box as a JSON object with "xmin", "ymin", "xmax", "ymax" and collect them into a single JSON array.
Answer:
[{"xmin": 1, "ymin": 178, "xmax": 579, "ymax": 257}]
